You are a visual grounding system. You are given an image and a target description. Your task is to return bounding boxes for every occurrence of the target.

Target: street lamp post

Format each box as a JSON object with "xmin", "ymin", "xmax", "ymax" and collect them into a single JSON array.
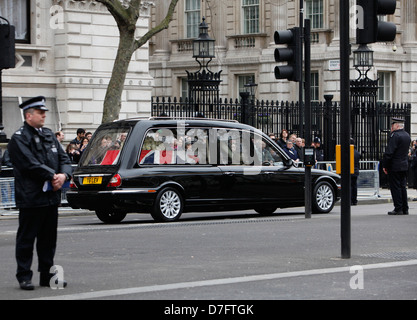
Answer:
[
  {"xmin": 186, "ymin": 17, "xmax": 222, "ymax": 118},
  {"xmin": 240, "ymin": 79, "xmax": 257, "ymax": 126},
  {"xmin": 192, "ymin": 17, "xmax": 215, "ymax": 71},
  {"xmin": 350, "ymin": 44, "xmax": 378, "ymax": 159}
]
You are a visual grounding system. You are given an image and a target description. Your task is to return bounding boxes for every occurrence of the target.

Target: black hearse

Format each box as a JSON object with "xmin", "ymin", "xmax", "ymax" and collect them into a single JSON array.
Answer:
[{"xmin": 66, "ymin": 118, "xmax": 341, "ymax": 223}]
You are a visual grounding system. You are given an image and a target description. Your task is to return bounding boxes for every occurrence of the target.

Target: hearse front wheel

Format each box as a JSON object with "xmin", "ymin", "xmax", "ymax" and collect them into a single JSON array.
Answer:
[
  {"xmin": 312, "ymin": 181, "xmax": 335, "ymax": 214},
  {"xmin": 151, "ymin": 187, "xmax": 184, "ymax": 222}
]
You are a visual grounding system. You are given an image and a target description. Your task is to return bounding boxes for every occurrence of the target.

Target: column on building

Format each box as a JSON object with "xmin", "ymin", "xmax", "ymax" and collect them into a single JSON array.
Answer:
[
  {"xmin": 402, "ymin": 0, "xmax": 417, "ymax": 45},
  {"xmin": 402, "ymin": 0, "xmax": 417, "ymax": 134},
  {"xmin": 149, "ymin": 0, "xmax": 171, "ymax": 97}
]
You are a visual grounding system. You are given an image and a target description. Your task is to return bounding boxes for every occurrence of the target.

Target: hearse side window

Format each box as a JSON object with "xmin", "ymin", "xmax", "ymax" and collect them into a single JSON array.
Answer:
[
  {"xmin": 79, "ymin": 128, "xmax": 130, "ymax": 166},
  {"xmin": 137, "ymin": 128, "xmax": 285, "ymax": 167},
  {"xmin": 254, "ymin": 134, "xmax": 285, "ymax": 166},
  {"xmin": 216, "ymin": 129, "xmax": 285, "ymax": 166},
  {"xmin": 138, "ymin": 128, "xmax": 209, "ymax": 165},
  {"xmin": 217, "ymin": 128, "xmax": 243, "ymax": 165},
  {"xmin": 236, "ymin": 130, "xmax": 285, "ymax": 166}
]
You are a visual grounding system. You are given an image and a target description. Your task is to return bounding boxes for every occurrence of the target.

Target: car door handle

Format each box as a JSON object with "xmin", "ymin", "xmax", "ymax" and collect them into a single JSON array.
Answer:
[
  {"xmin": 263, "ymin": 171, "xmax": 274, "ymax": 175},
  {"xmin": 223, "ymin": 172, "xmax": 235, "ymax": 176}
]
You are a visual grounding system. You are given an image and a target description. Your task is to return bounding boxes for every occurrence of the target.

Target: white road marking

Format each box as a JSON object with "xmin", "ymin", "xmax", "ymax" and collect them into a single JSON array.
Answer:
[{"xmin": 30, "ymin": 259, "xmax": 417, "ymax": 300}]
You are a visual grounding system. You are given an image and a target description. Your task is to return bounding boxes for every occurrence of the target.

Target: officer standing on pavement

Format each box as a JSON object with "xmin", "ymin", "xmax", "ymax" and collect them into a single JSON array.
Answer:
[
  {"xmin": 8, "ymin": 96, "xmax": 72, "ymax": 290},
  {"xmin": 382, "ymin": 117, "xmax": 411, "ymax": 215}
]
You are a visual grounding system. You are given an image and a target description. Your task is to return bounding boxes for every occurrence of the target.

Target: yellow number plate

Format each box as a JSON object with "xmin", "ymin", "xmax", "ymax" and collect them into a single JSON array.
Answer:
[{"xmin": 83, "ymin": 177, "xmax": 103, "ymax": 185}]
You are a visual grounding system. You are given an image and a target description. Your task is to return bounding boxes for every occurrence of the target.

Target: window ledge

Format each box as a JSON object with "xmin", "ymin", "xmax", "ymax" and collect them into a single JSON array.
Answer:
[
  {"xmin": 14, "ymin": 44, "xmax": 51, "ymax": 70},
  {"xmin": 227, "ymin": 33, "xmax": 268, "ymax": 49}
]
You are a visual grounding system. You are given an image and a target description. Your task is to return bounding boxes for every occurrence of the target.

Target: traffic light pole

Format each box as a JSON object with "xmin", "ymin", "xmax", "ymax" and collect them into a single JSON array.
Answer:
[
  {"xmin": 274, "ymin": 3, "xmax": 312, "ymax": 220},
  {"xmin": 340, "ymin": 0, "xmax": 351, "ymax": 259},
  {"xmin": 298, "ymin": 0, "xmax": 304, "ymax": 139},
  {"xmin": 299, "ymin": 1, "xmax": 312, "ymax": 220},
  {"xmin": 304, "ymin": 19, "xmax": 312, "ymax": 219}
]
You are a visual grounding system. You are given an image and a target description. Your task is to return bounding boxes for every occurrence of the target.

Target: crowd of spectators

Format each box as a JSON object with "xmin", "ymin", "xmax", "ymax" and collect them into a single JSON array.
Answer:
[
  {"xmin": 268, "ymin": 130, "xmax": 324, "ymax": 165},
  {"xmin": 55, "ymin": 128, "xmax": 93, "ymax": 164}
]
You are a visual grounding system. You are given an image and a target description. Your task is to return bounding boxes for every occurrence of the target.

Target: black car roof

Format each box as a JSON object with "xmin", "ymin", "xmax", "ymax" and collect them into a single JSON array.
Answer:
[{"xmin": 110, "ymin": 117, "xmax": 260, "ymax": 131}]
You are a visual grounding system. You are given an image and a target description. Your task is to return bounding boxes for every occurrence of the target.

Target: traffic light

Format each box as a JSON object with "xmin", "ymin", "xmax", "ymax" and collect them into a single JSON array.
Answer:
[
  {"xmin": 356, "ymin": 0, "xmax": 397, "ymax": 45},
  {"xmin": 274, "ymin": 27, "xmax": 301, "ymax": 82}
]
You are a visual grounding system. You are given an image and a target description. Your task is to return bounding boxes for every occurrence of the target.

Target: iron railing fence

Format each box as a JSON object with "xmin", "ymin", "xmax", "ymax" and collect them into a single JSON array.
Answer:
[{"xmin": 151, "ymin": 97, "xmax": 411, "ymax": 163}]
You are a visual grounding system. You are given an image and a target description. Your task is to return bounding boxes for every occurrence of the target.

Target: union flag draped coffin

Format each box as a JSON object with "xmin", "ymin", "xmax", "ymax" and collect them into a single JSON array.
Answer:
[
  {"xmin": 139, "ymin": 150, "xmax": 176, "ymax": 164},
  {"xmin": 139, "ymin": 150, "xmax": 199, "ymax": 164},
  {"xmin": 101, "ymin": 150, "xmax": 120, "ymax": 165}
]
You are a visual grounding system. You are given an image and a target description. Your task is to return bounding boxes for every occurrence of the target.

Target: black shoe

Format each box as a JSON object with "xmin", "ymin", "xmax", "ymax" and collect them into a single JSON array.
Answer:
[
  {"xmin": 19, "ymin": 280, "xmax": 35, "ymax": 290},
  {"xmin": 40, "ymin": 273, "xmax": 67, "ymax": 288},
  {"xmin": 388, "ymin": 210, "xmax": 403, "ymax": 215},
  {"xmin": 403, "ymin": 211, "xmax": 409, "ymax": 215}
]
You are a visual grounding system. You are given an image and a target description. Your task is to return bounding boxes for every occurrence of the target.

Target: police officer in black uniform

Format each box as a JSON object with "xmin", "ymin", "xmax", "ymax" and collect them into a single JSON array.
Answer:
[
  {"xmin": 8, "ymin": 96, "xmax": 72, "ymax": 290},
  {"xmin": 382, "ymin": 117, "xmax": 411, "ymax": 215}
]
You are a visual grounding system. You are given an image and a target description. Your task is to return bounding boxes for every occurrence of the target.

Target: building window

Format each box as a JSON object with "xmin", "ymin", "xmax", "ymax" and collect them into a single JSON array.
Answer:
[
  {"xmin": 238, "ymin": 74, "xmax": 255, "ymax": 95},
  {"xmin": 242, "ymin": 0, "xmax": 259, "ymax": 34},
  {"xmin": 181, "ymin": 78, "xmax": 189, "ymax": 100},
  {"xmin": 377, "ymin": 72, "xmax": 392, "ymax": 102},
  {"xmin": 311, "ymin": 72, "xmax": 319, "ymax": 102},
  {"xmin": 185, "ymin": 0, "xmax": 201, "ymax": 39},
  {"xmin": 305, "ymin": 0, "xmax": 323, "ymax": 29},
  {"xmin": 0, "ymin": 0, "xmax": 30, "ymax": 43}
]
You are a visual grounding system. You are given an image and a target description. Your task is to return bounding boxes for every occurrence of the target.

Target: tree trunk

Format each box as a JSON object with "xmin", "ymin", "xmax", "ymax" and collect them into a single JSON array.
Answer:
[{"xmin": 101, "ymin": 28, "xmax": 136, "ymax": 124}]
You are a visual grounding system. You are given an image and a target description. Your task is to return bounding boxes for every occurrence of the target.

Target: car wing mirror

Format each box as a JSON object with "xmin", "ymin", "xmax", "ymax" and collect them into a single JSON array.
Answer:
[{"xmin": 284, "ymin": 158, "xmax": 293, "ymax": 167}]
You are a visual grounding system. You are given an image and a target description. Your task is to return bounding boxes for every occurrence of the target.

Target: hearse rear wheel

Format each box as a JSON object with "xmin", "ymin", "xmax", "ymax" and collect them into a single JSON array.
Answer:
[
  {"xmin": 95, "ymin": 209, "xmax": 127, "ymax": 224},
  {"xmin": 151, "ymin": 187, "xmax": 184, "ymax": 222}
]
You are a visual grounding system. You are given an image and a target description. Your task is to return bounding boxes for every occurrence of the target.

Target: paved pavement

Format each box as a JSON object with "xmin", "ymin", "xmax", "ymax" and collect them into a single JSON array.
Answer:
[
  {"xmin": 0, "ymin": 188, "xmax": 416, "ymax": 301},
  {"xmin": 0, "ymin": 199, "xmax": 416, "ymax": 301}
]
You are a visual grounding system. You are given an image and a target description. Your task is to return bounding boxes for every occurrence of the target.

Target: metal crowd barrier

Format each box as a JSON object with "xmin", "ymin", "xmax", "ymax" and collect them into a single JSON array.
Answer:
[
  {"xmin": 0, "ymin": 177, "xmax": 15, "ymax": 209},
  {"xmin": 0, "ymin": 166, "xmax": 70, "ymax": 210},
  {"xmin": 316, "ymin": 161, "xmax": 380, "ymax": 198}
]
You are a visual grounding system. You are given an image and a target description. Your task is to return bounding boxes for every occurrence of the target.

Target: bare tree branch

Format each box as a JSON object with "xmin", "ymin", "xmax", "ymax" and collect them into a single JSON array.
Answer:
[
  {"xmin": 134, "ymin": 0, "xmax": 179, "ymax": 49},
  {"xmin": 94, "ymin": 0, "xmax": 130, "ymax": 26},
  {"xmin": 71, "ymin": 0, "xmax": 180, "ymax": 123}
]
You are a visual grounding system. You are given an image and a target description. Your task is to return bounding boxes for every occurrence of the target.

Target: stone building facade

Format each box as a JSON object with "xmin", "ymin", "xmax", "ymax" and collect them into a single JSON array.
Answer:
[
  {"xmin": 0, "ymin": 0, "xmax": 153, "ymax": 144},
  {"xmin": 149, "ymin": 0, "xmax": 417, "ymax": 135}
]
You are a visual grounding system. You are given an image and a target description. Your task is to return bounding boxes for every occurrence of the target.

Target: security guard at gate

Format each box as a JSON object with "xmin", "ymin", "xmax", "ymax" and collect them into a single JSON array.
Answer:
[
  {"xmin": 382, "ymin": 117, "xmax": 411, "ymax": 215},
  {"xmin": 8, "ymin": 96, "xmax": 72, "ymax": 290}
]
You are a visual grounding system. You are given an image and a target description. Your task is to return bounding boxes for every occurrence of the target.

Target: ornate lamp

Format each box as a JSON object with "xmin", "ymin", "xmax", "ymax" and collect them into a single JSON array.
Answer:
[
  {"xmin": 244, "ymin": 79, "xmax": 258, "ymax": 99},
  {"xmin": 193, "ymin": 17, "xmax": 215, "ymax": 70},
  {"xmin": 353, "ymin": 44, "xmax": 374, "ymax": 79}
]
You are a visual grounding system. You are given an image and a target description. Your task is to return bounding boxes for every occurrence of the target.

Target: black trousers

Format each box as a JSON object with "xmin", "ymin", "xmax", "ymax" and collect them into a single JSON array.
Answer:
[
  {"xmin": 388, "ymin": 171, "xmax": 409, "ymax": 213},
  {"xmin": 15, "ymin": 206, "xmax": 58, "ymax": 282}
]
